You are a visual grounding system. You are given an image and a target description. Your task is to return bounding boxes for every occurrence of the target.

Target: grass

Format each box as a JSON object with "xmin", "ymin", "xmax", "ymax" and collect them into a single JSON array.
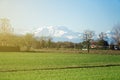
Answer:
[
  {"xmin": 0, "ymin": 52, "xmax": 120, "ymax": 80},
  {"xmin": 0, "ymin": 66, "xmax": 120, "ymax": 80}
]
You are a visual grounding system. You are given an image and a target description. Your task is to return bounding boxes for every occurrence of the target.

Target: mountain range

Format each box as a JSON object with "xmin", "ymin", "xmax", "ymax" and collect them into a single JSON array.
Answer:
[
  {"xmin": 17, "ymin": 26, "xmax": 115, "ymax": 44},
  {"xmin": 33, "ymin": 26, "xmax": 81, "ymax": 43}
]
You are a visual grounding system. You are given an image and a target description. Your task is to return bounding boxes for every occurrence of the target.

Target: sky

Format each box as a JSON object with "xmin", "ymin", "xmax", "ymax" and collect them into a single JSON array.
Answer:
[{"xmin": 0, "ymin": 0, "xmax": 120, "ymax": 34}]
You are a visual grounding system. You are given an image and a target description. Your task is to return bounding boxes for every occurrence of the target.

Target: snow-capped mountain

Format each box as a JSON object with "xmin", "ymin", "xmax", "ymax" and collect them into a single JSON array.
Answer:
[{"xmin": 34, "ymin": 26, "xmax": 81, "ymax": 43}]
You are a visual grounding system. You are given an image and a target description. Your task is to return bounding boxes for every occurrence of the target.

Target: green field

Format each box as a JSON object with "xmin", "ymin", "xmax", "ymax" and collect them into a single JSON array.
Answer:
[{"xmin": 0, "ymin": 52, "xmax": 120, "ymax": 80}]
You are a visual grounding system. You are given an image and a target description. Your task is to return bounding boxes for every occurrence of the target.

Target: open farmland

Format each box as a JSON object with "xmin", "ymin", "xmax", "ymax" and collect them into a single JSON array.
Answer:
[{"xmin": 0, "ymin": 52, "xmax": 120, "ymax": 80}]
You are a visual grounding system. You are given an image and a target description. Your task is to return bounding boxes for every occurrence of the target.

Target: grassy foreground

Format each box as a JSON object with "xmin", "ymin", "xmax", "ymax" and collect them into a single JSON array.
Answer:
[
  {"xmin": 0, "ymin": 52, "xmax": 120, "ymax": 80},
  {"xmin": 0, "ymin": 66, "xmax": 120, "ymax": 80}
]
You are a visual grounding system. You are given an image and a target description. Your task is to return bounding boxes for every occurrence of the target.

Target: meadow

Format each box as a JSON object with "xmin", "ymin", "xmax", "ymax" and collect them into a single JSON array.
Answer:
[{"xmin": 0, "ymin": 52, "xmax": 120, "ymax": 80}]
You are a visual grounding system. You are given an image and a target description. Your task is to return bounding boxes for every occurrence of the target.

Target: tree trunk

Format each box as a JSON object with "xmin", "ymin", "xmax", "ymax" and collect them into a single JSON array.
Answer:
[{"xmin": 87, "ymin": 40, "xmax": 90, "ymax": 53}]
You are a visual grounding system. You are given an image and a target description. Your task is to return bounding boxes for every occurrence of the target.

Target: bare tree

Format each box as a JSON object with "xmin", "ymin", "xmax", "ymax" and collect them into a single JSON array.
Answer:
[
  {"xmin": 82, "ymin": 30, "xmax": 94, "ymax": 53},
  {"xmin": 0, "ymin": 18, "xmax": 13, "ymax": 33},
  {"xmin": 47, "ymin": 37, "xmax": 52, "ymax": 48},
  {"xmin": 98, "ymin": 32, "xmax": 109, "ymax": 50},
  {"xmin": 99, "ymin": 32, "xmax": 106, "ymax": 40},
  {"xmin": 112, "ymin": 24, "xmax": 120, "ymax": 46},
  {"xmin": 23, "ymin": 33, "xmax": 35, "ymax": 51}
]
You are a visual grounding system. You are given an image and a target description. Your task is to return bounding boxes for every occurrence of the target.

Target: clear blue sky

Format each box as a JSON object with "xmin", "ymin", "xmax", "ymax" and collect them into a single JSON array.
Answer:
[{"xmin": 0, "ymin": 0, "xmax": 120, "ymax": 33}]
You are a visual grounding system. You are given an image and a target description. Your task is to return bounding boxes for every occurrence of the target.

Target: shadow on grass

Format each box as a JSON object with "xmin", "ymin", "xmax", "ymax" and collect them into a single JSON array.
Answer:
[{"xmin": 0, "ymin": 63, "xmax": 120, "ymax": 73}]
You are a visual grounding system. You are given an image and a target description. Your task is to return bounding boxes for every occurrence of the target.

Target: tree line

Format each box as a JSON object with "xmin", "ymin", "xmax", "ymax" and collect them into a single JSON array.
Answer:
[{"xmin": 0, "ymin": 18, "xmax": 120, "ymax": 51}]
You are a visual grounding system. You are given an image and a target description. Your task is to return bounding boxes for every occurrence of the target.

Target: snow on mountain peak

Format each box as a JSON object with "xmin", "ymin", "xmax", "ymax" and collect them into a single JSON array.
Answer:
[
  {"xmin": 54, "ymin": 30, "xmax": 67, "ymax": 37},
  {"xmin": 34, "ymin": 26, "xmax": 67, "ymax": 37},
  {"xmin": 34, "ymin": 26, "xmax": 81, "ymax": 43},
  {"xmin": 66, "ymin": 36, "xmax": 75, "ymax": 39}
]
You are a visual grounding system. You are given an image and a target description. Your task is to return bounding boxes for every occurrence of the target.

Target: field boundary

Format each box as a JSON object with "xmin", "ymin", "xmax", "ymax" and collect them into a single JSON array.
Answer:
[{"xmin": 0, "ymin": 64, "xmax": 120, "ymax": 73}]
